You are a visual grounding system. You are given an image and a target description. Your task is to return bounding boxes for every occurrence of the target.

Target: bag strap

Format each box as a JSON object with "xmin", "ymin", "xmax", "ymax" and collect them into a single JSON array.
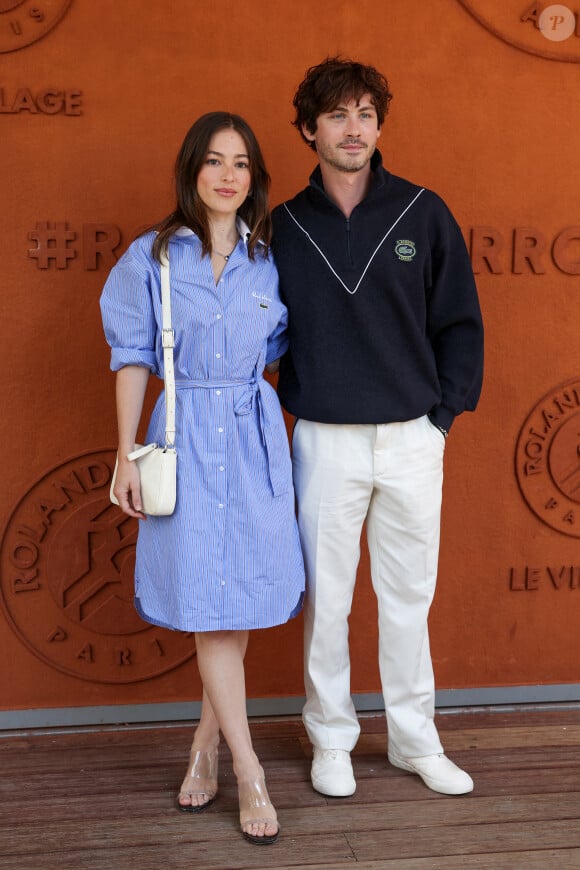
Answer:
[{"xmin": 160, "ymin": 253, "xmax": 176, "ymax": 448}]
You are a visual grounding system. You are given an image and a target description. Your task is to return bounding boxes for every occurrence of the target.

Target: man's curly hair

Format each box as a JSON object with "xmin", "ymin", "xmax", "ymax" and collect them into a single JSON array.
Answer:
[{"xmin": 292, "ymin": 57, "xmax": 393, "ymax": 150}]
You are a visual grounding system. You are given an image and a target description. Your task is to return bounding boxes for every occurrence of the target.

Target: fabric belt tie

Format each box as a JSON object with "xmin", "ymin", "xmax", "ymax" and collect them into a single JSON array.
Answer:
[{"xmin": 174, "ymin": 376, "xmax": 285, "ymax": 497}]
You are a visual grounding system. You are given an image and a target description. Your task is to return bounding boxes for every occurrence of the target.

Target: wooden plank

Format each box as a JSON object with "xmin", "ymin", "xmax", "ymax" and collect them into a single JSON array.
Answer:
[
  {"xmin": 3, "ymin": 793, "xmax": 580, "ymax": 856},
  {"xmin": 261, "ymin": 850, "xmax": 580, "ymax": 870},
  {"xmin": 433, "ymin": 709, "xmax": 580, "ymax": 730},
  {"xmin": 277, "ymin": 792, "xmax": 580, "ymax": 833},
  {"xmin": 346, "ymin": 818, "xmax": 580, "ymax": 861},
  {"xmin": 4, "ymin": 714, "xmax": 580, "ymax": 769},
  {"xmin": 1, "ymin": 833, "xmax": 356, "ymax": 870},
  {"xmin": 0, "ymin": 779, "xmax": 325, "ymax": 824},
  {"xmin": 3, "ymin": 842, "xmax": 580, "ymax": 870},
  {"xmin": 343, "ymin": 767, "xmax": 580, "ymax": 802},
  {"xmin": 353, "ymin": 724, "xmax": 580, "ymax": 754}
]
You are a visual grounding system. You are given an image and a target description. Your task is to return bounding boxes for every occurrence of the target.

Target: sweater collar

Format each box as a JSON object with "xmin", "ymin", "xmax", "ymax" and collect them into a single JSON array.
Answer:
[{"xmin": 308, "ymin": 149, "xmax": 388, "ymax": 204}]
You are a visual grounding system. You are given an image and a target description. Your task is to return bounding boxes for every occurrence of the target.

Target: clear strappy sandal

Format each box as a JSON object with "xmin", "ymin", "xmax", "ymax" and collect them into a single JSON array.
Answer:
[
  {"xmin": 176, "ymin": 748, "xmax": 218, "ymax": 814},
  {"xmin": 238, "ymin": 767, "xmax": 280, "ymax": 845}
]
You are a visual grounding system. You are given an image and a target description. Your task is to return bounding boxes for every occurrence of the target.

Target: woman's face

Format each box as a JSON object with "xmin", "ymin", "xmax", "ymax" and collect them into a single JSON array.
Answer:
[{"xmin": 196, "ymin": 129, "xmax": 252, "ymax": 219}]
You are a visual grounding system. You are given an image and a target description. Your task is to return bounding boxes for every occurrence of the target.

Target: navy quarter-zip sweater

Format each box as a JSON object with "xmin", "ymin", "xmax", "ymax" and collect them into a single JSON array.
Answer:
[{"xmin": 271, "ymin": 151, "xmax": 484, "ymax": 432}]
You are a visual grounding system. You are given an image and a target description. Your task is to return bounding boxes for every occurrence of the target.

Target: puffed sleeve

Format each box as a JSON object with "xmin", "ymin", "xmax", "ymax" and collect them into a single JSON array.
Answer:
[
  {"xmin": 266, "ymin": 307, "xmax": 289, "ymax": 364},
  {"xmin": 100, "ymin": 238, "xmax": 160, "ymax": 375},
  {"xmin": 263, "ymin": 257, "xmax": 289, "ymax": 363}
]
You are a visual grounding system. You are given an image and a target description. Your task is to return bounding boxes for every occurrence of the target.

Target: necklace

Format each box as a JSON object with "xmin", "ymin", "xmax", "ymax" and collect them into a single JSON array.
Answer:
[{"xmin": 212, "ymin": 244, "xmax": 237, "ymax": 261}]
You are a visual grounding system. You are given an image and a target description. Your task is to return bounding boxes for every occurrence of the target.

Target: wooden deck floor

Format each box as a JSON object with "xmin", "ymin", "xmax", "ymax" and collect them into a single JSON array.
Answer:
[{"xmin": 1, "ymin": 706, "xmax": 580, "ymax": 869}]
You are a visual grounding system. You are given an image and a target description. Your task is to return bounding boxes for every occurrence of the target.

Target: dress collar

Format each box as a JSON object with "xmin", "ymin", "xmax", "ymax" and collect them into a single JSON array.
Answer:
[{"xmin": 174, "ymin": 216, "xmax": 255, "ymax": 247}]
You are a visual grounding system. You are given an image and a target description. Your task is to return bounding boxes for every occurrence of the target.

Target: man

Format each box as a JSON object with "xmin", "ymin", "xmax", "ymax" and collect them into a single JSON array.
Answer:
[{"xmin": 272, "ymin": 58, "xmax": 483, "ymax": 798}]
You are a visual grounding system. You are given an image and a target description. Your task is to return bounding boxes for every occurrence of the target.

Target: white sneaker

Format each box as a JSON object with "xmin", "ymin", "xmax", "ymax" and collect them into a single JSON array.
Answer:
[
  {"xmin": 311, "ymin": 748, "xmax": 356, "ymax": 797},
  {"xmin": 388, "ymin": 750, "xmax": 474, "ymax": 795}
]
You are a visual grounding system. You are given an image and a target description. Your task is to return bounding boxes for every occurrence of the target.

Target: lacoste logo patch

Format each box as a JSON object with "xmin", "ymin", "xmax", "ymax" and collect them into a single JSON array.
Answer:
[
  {"xmin": 252, "ymin": 291, "xmax": 271, "ymax": 309},
  {"xmin": 395, "ymin": 240, "xmax": 417, "ymax": 261}
]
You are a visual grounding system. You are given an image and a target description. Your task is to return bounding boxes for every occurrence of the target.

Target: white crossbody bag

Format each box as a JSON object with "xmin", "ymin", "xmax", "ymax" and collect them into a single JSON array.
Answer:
[{"xmin": 110, "ymin": 252, "xmax": 177, "ymax": 515}]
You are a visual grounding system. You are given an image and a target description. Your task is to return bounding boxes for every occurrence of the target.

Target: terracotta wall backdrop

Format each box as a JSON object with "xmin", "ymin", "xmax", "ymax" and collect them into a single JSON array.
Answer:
[{"xmin": 1, "ymin": 0, "xmax": 579, "ymax": 716}]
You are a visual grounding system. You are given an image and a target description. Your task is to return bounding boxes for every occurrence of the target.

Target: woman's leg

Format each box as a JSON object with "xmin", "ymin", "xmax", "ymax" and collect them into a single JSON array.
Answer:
[
  {"xmin": 195, "ymin": 630, "xmax": 278, "ymax": 840},
  {"xmin": 178, "ymin": 633, "xmax": 249, "ymax": 809},
  {"xmin": 177, "ymin": 687, "xmax": 221, "ymax": 810}
]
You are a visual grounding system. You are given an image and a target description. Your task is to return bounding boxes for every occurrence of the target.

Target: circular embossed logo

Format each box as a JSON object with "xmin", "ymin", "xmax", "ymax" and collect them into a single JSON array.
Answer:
[
  {"xmin": 0, "ymin": 0, "xmax": 72, "ymax": 53},
  {"xmin": 515, "ymin": 380, "xmax": 580, "ymax": 537},
  {"xmin": 0, "ymin": 450, "xmax": 196, "ymax": 682},
  {"xmin": 457, "ymin": 1, "xmax": 580, "ymax": 63}
]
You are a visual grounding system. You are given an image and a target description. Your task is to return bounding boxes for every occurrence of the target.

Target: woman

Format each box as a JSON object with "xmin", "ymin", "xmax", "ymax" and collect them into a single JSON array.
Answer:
[{"xmin": 100, "ymin": 112, "xmax": 305, "ymax": 845}]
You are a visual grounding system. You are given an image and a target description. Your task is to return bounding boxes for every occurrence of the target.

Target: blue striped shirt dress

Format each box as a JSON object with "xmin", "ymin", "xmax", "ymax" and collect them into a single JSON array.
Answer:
[{"xmin": 100, "ymin": 224, "xmax": 305, "ymax": 632}]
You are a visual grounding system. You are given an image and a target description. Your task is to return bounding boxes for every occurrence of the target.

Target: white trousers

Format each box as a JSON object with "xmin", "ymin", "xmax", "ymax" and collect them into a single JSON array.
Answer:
[{"xmin": 292, "ymin": 416, "xmax": 445, "ymax": 758}]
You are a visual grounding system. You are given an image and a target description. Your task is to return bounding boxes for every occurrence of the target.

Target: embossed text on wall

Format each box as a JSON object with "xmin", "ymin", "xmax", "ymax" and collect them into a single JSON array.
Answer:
[
  {"xmin": 516, "ymin": 379, "xmax": 580, "ymax": 537},
  {"xmin": 0, "ymin": 0, "xmax": 73, "ymax": 53},
  {"xmin": 470, "ymin": 226, "xmax": 580, "ymax": 274},
  {"xmin": 457, "ymin": 1, "xmax": 580, "ymax": 62}
]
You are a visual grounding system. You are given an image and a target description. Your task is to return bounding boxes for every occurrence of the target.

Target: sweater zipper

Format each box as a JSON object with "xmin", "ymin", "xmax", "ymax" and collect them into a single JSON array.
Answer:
[{"xmin": 345, "ymin": 218, "xmax": 353, "ymax": 265}]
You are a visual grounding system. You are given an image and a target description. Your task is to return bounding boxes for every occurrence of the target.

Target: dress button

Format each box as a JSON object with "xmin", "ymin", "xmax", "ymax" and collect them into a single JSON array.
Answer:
[
  {"xmin": 216, "ymin": 353, "xmax": 221, "ymax": 359},
  {"xmin": 216, "ymin": 313, "xmax": 222, "ymax": 319},
  {"xmin": 219, "ymin": 466, "xmax": 225, "ymax": 472},
  {"xmin": 218, "ymin": 503, "xmax": 224, "ymax": 509},
  {"xmin": 216, "ymin": 390, "xmax": 221, "ymax": 396},
  {"xmin": 221, "ymin": 581, "xmax": 225, "ymax": 587},
  {"xmin": 218, "ymin": 427, "xmax": 224, "ymax": 433}
]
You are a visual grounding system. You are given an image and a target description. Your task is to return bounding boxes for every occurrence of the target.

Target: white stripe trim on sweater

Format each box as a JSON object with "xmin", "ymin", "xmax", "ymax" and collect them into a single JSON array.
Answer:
[{"xmin": 283, "ymin": 188, "xmax": 425, "ymax": 295}]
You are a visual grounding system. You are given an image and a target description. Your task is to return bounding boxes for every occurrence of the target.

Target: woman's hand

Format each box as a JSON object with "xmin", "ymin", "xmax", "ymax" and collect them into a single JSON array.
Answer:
[
  {"xmin": 113, "ymin": 365, "xmax": 151, "ymax": 519},
  {"xmin": 113, "ymin": 455, "xmax": 147, "ymax": 520}
]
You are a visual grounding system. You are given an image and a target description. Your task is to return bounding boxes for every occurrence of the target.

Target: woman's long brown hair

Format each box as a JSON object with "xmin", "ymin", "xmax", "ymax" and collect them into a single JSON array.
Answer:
[{"xmin": 151, "ymin": 112, "xmax": 271, "ymax": 262}]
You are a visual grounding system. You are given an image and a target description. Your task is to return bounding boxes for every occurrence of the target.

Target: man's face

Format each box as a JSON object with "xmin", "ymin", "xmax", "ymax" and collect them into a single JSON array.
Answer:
[{"xmin": 302, "ymin": 93, "xmax": 381, "ymax": 174}]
